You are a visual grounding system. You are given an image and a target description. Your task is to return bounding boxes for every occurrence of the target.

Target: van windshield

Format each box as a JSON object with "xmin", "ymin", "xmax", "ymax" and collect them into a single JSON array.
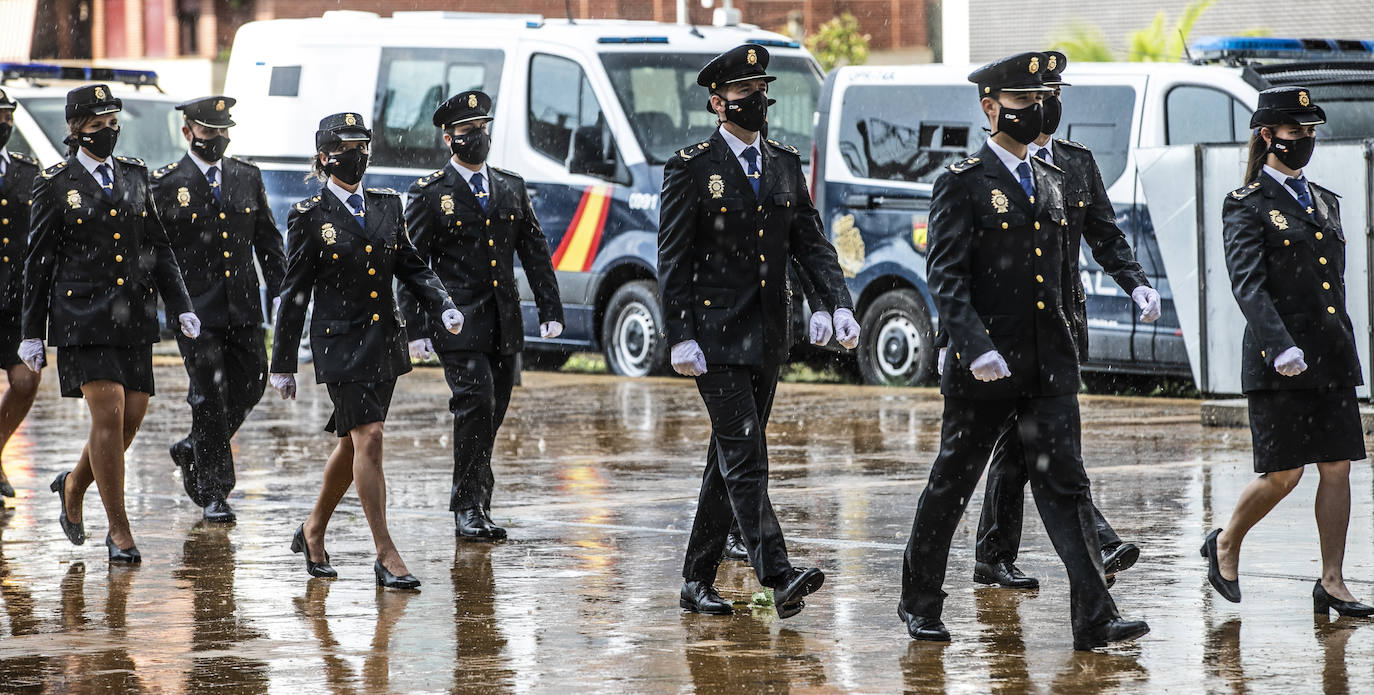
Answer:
[
  {"xmin": 23, "ymin": 96, "xmax": 185, "ymax": 166},
  {"xmin": 599, "ymin": 52, "xmax": 820, "ymax": 165},
  {"xmin": 1308, "ymin": 84, "xmax": 1374, "ymax": 139}
]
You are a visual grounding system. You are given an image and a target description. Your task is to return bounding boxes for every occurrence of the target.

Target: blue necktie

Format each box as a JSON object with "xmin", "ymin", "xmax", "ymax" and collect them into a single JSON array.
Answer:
[
  {"xmin": 1034, "ymin": 148, "xmax": 1051, "ymax": 164},
  {"xmin": 346, "ymin": 193, "xmax": 365, "ymax": 226},
  {"xmin": 1016, "ymin": 161, "xmax": 1035, "ymax": 201},
  {"xmin": 742, "ymin": 147, "xmax": 761, "ymax": 196},
  {"xmin": 95, "ymin": 164, "xmax": 113, "ymax": 197},
  {"xmin": 207, "ymin": 165, "xmax": 222, "ymax": 204},
  {"xmin": 471, "ymin": 172, "xmax": 489, "ymax": 212},
  {"xmin": 1286, "ymin": 176, "xmax": 1314, "ymax": 216}
]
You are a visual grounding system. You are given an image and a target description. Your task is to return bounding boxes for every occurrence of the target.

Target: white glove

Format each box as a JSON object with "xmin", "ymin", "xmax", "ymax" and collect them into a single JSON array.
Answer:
[
  {"xmin": 441, "ymin": 308, "xmax": 464, "ymax": 334},
  {"xmin": 18, "ymin": 338, "xmax": 45, "ymax": 373},
  {"xmin": 270, "ymin": 373, "xmax": 297, "ymax": 400},
  {"xmin": 179, "ymin": 312, "xmax": 202, "ymax": 339},
  {"xmin": 540, "ymin": 321, "xmax": 563, "ymax": 339},
  {"xmin": 1274, "ymin": 346, "xmax": 1307, "ymax": 377},
  {"xmin": 809, "ymin": 310, "xmax": 833, "ymax": 346},
  {"xmin": 969, "ymin": 350, "xmax": 1011, "ymax": 382},
  {"xmin": 937, "ymin": 347, "xmax": 947, "ymax": 376},
  {"xmin": 670, "ymin": 339, "xmax": 707, "ymax": 377},
  {"xmin": 408, "ymin": 338, "xmax": 434, "ymax": 361},
  {"xmin": 833, "ymin": 308, "xmax": 860, "ymax": 349},
  {"xmin": 271, "ymin": 296, "xmax": 282, "ymax": 324},
  {"xmin": 1131, "ymin": 286, "xmax": 1161, "ymax": 324}
]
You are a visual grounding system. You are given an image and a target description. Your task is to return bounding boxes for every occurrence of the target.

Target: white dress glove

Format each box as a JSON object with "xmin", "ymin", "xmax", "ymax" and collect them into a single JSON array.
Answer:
[
  {"xmin": 809, "ymin": 310, "xmax": 833, "ymax": 346},
  {"xmin": 1274, "ymin": 346, "xmax": 1307, "ymax": 377},
  {"xmin": 179, "ymin": 312, "xmax": 202, "ymax": 339},
  {"xmin": 270, "ymin": 373, "xmax": 297, "ymax": 400},
  {"xmin": 540, "ymin": 321, "xmax": 563, "ymax": 339},
  {"xmin": 408, "ymin": 338, "xmax": 434, "ymax": 361},
  {"xmin": 18, "ymin": 338, "xmax": 45, "ymax": 373},
  {"xmin": 1131, "ymin": 286, "xmax": 1161, "ymax": 324},
  {"xmin": 833, "ymin": 308, "xmax": 860, "ymax": 349},
  {"xmin": 937, "ymin": 347, "xmax": 947, "ymax": 376},
  {"xmin": 969, "ymin": 350, "xmax": 1011, "ymax": 382},
  {"xmin": 670, "ymin": 339, "xmax": 707, "ymax": 377},
  {"xmin": 441, "ymin": 308, "xmax": 464, "ymax": 334},
  {"xmin": 271, "ymin": 296, "xmax": 282, "ymax": 324}
]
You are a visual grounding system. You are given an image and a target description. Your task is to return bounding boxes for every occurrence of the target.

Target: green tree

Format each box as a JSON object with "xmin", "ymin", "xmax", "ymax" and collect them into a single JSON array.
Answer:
[
  {"xmin": 805, "ymin": 13, "xmax": 870, "ymax": 72},
  {"xmin": 1127, "ymin": 0, "xmax": 1216, "ymax": 61},
  {"xmin": 1050, "ymin": 23, "xmax": 1116, "ymax": 62}
]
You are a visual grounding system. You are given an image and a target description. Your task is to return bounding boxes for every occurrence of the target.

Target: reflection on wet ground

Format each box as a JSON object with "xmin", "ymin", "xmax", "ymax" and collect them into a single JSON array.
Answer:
[{"xmin": 1, "ymin": 367, "xmax": 1373, "ymax": 692}]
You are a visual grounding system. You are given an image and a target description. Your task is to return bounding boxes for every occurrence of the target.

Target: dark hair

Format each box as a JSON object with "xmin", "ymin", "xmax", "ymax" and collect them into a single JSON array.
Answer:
[
  {"xmin": 306, "ymin": 151, "xmax": 328, "ymax": 183},
  {"xmin": 64, "ymin": 115, "xmax": 98, "ymax": 157},
  {"xmin": 1244, "ymin": 125, "xmax": 1272, "ymax": 184}
]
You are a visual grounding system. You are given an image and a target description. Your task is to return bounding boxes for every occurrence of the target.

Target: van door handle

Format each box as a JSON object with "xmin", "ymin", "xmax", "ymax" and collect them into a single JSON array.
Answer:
[
  {"xmin": 843, "ymin": 194, "xmax": 927, "ymax": 210},
  {"xmin": 842, "ymin": 194, "xmax": 873, "ymax": 208}
]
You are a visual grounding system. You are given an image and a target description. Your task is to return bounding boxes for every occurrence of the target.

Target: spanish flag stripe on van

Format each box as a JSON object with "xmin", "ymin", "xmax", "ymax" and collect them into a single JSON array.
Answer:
[{"xmin": 552, "ymin": 186, "xmax": 613, "ymax": 272}]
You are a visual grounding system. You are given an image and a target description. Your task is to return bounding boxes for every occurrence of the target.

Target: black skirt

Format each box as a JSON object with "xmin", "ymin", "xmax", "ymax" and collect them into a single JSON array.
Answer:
[
  {"xmin": 1247, "ymin": 387, "xmax": 1367, "ymax": 473},
  {"xmin": 324, "ymin": 379, "xmax": 396, "ymax": 436},
  {"xmin": 56, "ymin": 345, "xmax": 155, "ymax": 398}
]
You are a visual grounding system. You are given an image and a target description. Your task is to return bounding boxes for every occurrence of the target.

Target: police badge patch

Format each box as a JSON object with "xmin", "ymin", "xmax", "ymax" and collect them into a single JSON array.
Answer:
[
  {"xmin": 440, "ymin": 194, "xmax": 455, "ymax": 215},
  {"xmin": 66, "ymin": 190, "xmax": 81, "ymax": 209},
  {"xmin": 468, "ymin": 94, "xmax": 478, "ymax": 108},
  {"xmin": 707, "ymin": 174, "xmax": 725, "ymax": 199},
  {"xmin": 177, "ymin": 187, "xmax": 191, "ymax": 207},
  {"xmin": 990, "ymin": 189, "xmax": 1009, "ymax": 214},
  {"xmin": 321, "ymin": 223, "xmax": 338, "ymax": 245},
  {"xmin": 344, "ymin": 113, "xmax": 357, "ymax": 126},
  {"xmin": 1269, "ymin": 210, "xmax": 1288, "ymax": 230}
]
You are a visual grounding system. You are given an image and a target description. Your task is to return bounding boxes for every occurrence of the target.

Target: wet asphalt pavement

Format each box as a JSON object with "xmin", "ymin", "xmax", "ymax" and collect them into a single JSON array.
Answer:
[{"xmin": 1, "ymin": 363, "xmax": 1373, "ymax": 694}]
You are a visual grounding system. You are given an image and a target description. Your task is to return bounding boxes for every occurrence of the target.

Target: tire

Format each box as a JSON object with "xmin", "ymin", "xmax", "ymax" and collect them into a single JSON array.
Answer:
[
  {"xmin": 602, "ymin": 280, "xmax": 669, "ymax": 377},
  {"xmin": 856, "ymin": 289, "xmax": 936, "ymax": 387},
  {"xmin": 521, "ymin": 347, "xmax": 573, "ymax": 371}
]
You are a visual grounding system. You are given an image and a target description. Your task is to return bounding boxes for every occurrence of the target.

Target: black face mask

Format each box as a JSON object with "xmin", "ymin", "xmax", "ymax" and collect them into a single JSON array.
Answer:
[
  {"xmin": 1269, "ymin": 134, "xmax": 1315, "ymax": 170},
  {"xmin": 192, "ymin": 134, "xmax": 230, "ymax": 162},
  {"xmin": 324, "ymin": 148, "xmax": 368, "ymax": 185},
  {"xmin": 79, "ymin": 126, "xmax": 119, "ymax": 159},
  {"xmin": 994, "ymin": 101, "xmax": 1043, "ymax": 145},
  {"xmin": 1041, "ymin": 95, "xmax": 1063, "ymax": 136},
  {"xmin": 0, "ymin": 123, "xmax": 11, "ymax": 150},
  {"xmin": 722, "ymin": 90, "xmax": 768, "ymax": 133},
  {"xmin": 449, "ymin": 129, "xmax": 491, "ymax": 165}
]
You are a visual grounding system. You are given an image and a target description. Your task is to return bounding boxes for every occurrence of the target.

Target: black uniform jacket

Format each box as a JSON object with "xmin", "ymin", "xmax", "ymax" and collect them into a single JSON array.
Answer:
[
  {"xmin": 23, "ymin": 155, "xmax": 193, "ymax": 347},
  {"xmin": 1223, "ymin": 175, "xmax": 1361, "ymax": 392},
  {"xmin": 0, "ymin": 151, "xmax": 39, "ymax": 345},
  {"xmin": 270, "ymin": 186, "xmax": 456, "ymax": 384},
  {"xmin": 658, "ymin": 131, "xmax": 852, "ymax": 365},
  {"xmin": 928, "ymin": 143, "xmax": 1077, "ymax": 400},
  {"xmin": 151, "ymin": 154, "xmax": 286, "ymax": 328},
  {"xmin": 400, "ymin": 164, "xmax": 563, "ymax": 355}
]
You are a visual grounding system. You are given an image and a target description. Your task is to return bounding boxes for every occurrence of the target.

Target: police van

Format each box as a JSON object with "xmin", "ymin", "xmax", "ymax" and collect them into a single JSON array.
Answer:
[
  {"xmin": 813, "ymin": 37, "xmax": 1374, "ymax": 386},
  {"xmin": 222, "ymin": 11, "xmax": 823, "ymax": 375}
]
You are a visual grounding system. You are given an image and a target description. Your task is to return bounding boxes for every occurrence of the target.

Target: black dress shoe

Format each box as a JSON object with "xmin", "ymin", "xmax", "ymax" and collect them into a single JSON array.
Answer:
[
  {"xmin": 455, "ymin": 508, "xmax": 497, "ymax": 541},
  {"xmin": 1102, "ymin": 542, "xmax": 1140, "ymax": 575},
  {"xmin": 897, "ymin": 605, "xmax": 950, "ymax": 641},
  {"xmin": 290, "ymin": 523, "xmax": 337, "ymax": 578},
  {"xmin": 679, "ymin": 580, "xmax": 734, "ymax": 615},
  {"xmin": 50, "ymin": 472, "xmax": 85, "ymax": 545},
  {"xmin": 973, "ymin": 560, "xmax": 1040, "ymax": 589},
  {"xmin": 772, "ymin": 567, "xmax": 825, "ymax": 614},
  {"xmin": 480, "ymin": 509, "xmax": 508, "ymax": 541},
  {"xmin": 374, "ymin": 560, "xmax": 420, "ymax": 590},
  {"xmin": 0, "ymin": 479, "xmax": 14, "ymax": 498},
  {"xmin": 1074, "ymin": 618, "xmax": 1150, "ymax": 650},
  {"xmin": 722, "ymin": 531, "xmax": 749, "ymax": 562},
  {"xmin": 1200, "ymin": 528, "xmax": 1240, "ymax": 603},
  {"xmin": 202, "ymin": 499, "xmax": 236, "ymax": 523},
  {"xmin": 169, "ymin": 439, "xmax": 193, "ymax": 470},
  {"xmin": 105, "ymin": 534, "xmax": 141, "ymax": 564},
  {"xmin": 1313, "ymin": 581, "xmax": 1374, "ymax": 617}
]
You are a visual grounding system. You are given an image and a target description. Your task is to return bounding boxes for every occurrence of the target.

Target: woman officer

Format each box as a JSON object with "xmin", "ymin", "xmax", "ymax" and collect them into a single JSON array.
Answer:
[
  {"xmin": 21, "ymin": 84, "xmax": 201, "ymax": 563},
  {"xmin": 270, "ymin": 113, "xmax": 461, "ymax": 589},
  {"xmin": 1203, "ymin": 87, "xmax": 1373, "ymax": 617}
]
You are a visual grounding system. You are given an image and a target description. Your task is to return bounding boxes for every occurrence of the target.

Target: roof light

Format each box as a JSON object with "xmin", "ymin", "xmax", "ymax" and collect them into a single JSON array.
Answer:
[
  {"xmin": 1191, "ymin": 36, "xmax": 1374, "ymax": 62},
  {"xmin": 597, "ymin": 36, "xmax": 669, "ymax": 44},
  {"xmin": 746, "ymin": 38, "xmax": 801, "ymax": 49},
  {"xmin": 0, "ymin": 62, "xmax": 160, "ymax": 88}
]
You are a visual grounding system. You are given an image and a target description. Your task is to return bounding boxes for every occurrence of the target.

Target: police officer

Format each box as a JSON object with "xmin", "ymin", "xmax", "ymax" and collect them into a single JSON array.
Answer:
[
  {"xmin": 896, "ymin": 54, "xmax": 1148, "ymax": 649},
  {"xmin": 23, "ymin": 84, "xmax": 200, "ymax": 563},
  {"xmin": 400, "ymin": 91, "xmax": 563, "ymax": 541},
  {"xmin": 0, "ymin": 87, "xmax": 41, "ymax": 500},
  {"xmin": 659, "ymin": 44, "xmax": 859, "ymax": 619},
  {"xmin": 968, "ymin": 51, "xmax": 1158, "ymax": 589},
  {"xmin": 152, "ymin": 95, "xmax": 286, "ymax": 523},
  {"xmin": 270, "ymin": 113, "xmax": 461, "ymax": 589},
  {"xmin": 1203, "ymin": 88, "xmax": 1372, "ymax": 616}
]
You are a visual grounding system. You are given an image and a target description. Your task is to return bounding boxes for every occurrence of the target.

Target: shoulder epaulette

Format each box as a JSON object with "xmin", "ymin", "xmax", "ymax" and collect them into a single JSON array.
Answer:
[
  {"xmin": 366, "ymin": 187, "xmax": 399, "ymax": 196},
  {"xmin": 151, "ymin": 161, "xmax": 179, "ymax": 180},
  {"xmin": 947, "ymin": 155, "xmax": 982, "ymax": 174},
  {"xmin": 676, "ymin": 140, "xmax": 712, "ymax": 162},
  {"xmin": 40, "ymin": 161, "xmax": 68, "ymax": 179},
  {"xmin": 7, "ymin": 152, "xmax": 37, "ymax": 166},
  {"xmin": 226, "ymin": 154, "xmax": 258, "ymax": 169},
  {"xmin": 489, "ymin": 166, "xmax": 523, "ymax": 180},
  {"xmin": 416, "ymin": 169, "xmax": 446, "ymax": 187},
  {"xmin": 766, "ymin": 138, "xmax": 799, "ymax": 156},
  {"xmin": 293, "ymin": 195, "xmax": 322, "ymax": 213},
  {"xmin": 1229, "ymin": 181, "xmax": 1262, "ymax": 200},
  {"xmin": 1055, "ymin": 138, "xmax": 1089, "ymax": 151},
  {"xmin": 1309, "ymin": 180, "xmax": 1341, "ymax": 199},
  {"xmin": 115, "ymin": 155, "xmax": 145, "ymax": 168}
]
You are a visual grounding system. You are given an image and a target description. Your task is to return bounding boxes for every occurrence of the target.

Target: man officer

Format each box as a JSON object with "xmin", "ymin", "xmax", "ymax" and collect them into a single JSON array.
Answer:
[
  {"xmin": 898, "ymin": 52, "xmax": 1148, "ymax": 650},
  {"xmin": 153, "ymin": 96, "xmax": 285, "ymax": 522},
  {"xmin": 659, "ymin": 44, "xmax": 859, "ymax": 619},
  {"xmin": 400, "ymin": 90, "xmax": 563, "ymax": 541},
  {"xmin": 967, "ymin": 51, "xmax": 1158, "ymax": 589}
]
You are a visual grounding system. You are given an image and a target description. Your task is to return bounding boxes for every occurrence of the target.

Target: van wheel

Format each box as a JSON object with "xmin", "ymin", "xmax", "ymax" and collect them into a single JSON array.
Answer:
[
  {"xmin": 857, "ymin": 289, "xmax": 935, "ymax": 387},
  {"xmin": 602, "ymin": 280, "xmax": 668, "ymax": 377}
]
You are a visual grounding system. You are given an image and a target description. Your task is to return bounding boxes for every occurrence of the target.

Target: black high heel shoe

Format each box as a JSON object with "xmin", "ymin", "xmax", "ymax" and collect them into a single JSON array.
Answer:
[
  {"xmin": 50, "ymin": 472, "xmax": 85, "ymax": 545},
  {"xmin": 374, "ymin": 560, "xmax": 420, "ymax": 590},
  {"xmin": 1200, "ymin": 528, "xmax": 1241, "ymax": 603},
  {"xmin": 290, "ymin": 524, "xmax": 337, "ymax": 578},
  {"xmin": 1313, "ymin": 581, "xmax": 1374, "ymax": 618},
  {"xmin": 0, "ymin": 478, "xmax": 15, "ymax": 498},
  {"xmin": 105, "ymin": 534, "xmax": 141, "ymax": 564}
]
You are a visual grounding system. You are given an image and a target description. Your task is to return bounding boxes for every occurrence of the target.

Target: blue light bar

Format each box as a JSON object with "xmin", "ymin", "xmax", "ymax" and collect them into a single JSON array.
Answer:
[
  {"xmin": 747, "ymin": 38, "xmax": 801, "ymax": 49},
  {"xmin": 1191, "ymin": 36, "xmax": 1374, "ymax": 60},
  {"xmin": 525, "ymin": 20, "xmax": 543, "ymax": 28},
  {"xmin": 0, "ymin": 62, "xmax": 159, "ymax": 87},
  {"xmin": 597, "ymin": 36, "xmax": 669, "ymax": 44}
]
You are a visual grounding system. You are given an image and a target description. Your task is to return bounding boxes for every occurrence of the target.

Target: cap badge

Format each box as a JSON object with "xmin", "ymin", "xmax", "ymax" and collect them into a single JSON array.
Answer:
[
  {"xmin": 990, "ymin": 189, "xmax": 1009, "ymax": 214},
  {"xmin": 1047, "ymin": 55, "xmax": 1057, "ymax": 71},
  {"xmin": 215, "ymin": 99, "xmax": 225, "ymax": 111},
  {"xmin": 468, "ymin": 94, "xmax": 478, "ymax": 108},
  {"xmin": 344, "ymin": 113, "xmax": 356, "ymax": 126},
  {"xmin": 177, "ymin": 187, "xmax": 191, "ymax": 207},
  {"xmin": 1269, "ymin": 210, "xmax": 1288, "ymax": 230},
  {"xmin": 708, "ymin": 174, "xmax": 725, "ymax": 199},
  {"xmin": 94, "ymin": 86, "xmax": 106, "ymax": 100},
  {"xmin": 747, "ymin": 49, "xmax": 758, "ymax": 65},
  {"xmin": 440, "ymin": 194, "xmax": 455, "ymax": 215},
  {"xmin": 321, "ymin": 223, "xmax": 337, "ymax": 245},
  {"xmin": 66, "ymin": 190, "xmax": 81, "ymax": 209},
  {"xmin": 1298, "ymin": 91, "xmax": 1310, "ymax": 107},
  {"xmin": 1028, "ymin": 57, "xmax": 1039, "ymax": 74}
]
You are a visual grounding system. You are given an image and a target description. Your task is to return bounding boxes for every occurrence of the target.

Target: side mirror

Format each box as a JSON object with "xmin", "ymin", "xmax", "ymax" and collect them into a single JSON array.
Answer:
[{"xmin": 569, "ymin": 124, "xmax": 617, "ymax": 178}]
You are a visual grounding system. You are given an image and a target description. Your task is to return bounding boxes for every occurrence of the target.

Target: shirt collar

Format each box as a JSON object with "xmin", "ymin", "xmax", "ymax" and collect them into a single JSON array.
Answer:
[
  {"xmin": 188, "ymin": 150, "xmax": 221, "ymax": 176},
  {"xmin": 327, "ymin": 178, "xmax": 363, "ymax": 210},
  {"xmin": 718, "ymin": 124, "xmax": 761, "ymax": 161},
  {"xmin": 1263, "ymin": 164, "xmax": 1306, "ymax": 202},
  {"xmin": 449, "ymin": 158, "xmax": 489, "ymax": 188},
  {"xmin": 1028, "ymin": 140, "xmax": 1053, "ymax": 165},
  {"xmin": 76, "ymin": 148, "xmax": 108, "ymax": 177},
  {"xmin": 986, "ymin": 137, "xmax": 1031, "ymax": 177},
  {"xmin": 0, "ymin": 148, "xmax": 8, "ymax": 174}
]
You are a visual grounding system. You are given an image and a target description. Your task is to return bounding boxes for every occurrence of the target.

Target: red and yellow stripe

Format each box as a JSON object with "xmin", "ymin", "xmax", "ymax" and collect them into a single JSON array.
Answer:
[{"xmin": 552, "ymin": 185, "xmax": 614, "ymax": 272}]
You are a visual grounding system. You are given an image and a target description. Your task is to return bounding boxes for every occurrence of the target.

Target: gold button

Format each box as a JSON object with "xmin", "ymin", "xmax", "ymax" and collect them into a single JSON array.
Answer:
[
  {"xmin": 109, "ymin": 209, "xmax": 117, "ymax": 217},
  {"xmin": 191, "ymin": 213, "xmax": 197, "ymax": 221},
  {"xmin": 757, "ymin": 205, "xmax": 763, "ymax": 212},
  {"xmin": 2, "ymin": 238, "xmax": 7, "ymax": 244},
  {"xmin": 113, "ymin": 233, "xmax": 120, "ymax": 239},
  {"xmin": 116, "ymin": 278, "xmax": 124, "ymax": 286},
  {"xmin": 760, "ymin": 280, "xmax": 766, "ymax": 287},
  {"xmin": 1, "ymin": 220, "xmax": 6, "ymax": 225},
  {"xmin": 787, "ymin": 201, "xmax": 791, "ymax": 207},
  {"xmin": 0, "ymin": 199, "xmax": 5, "ymax": 206},
  {"xmin": 490, "ymin": 260, "xmax": 497, "ymax": 267},
  {"xmin": 455, "ymin": 220, "xmax": 463, "ymax": 227},
  {"xmin": 488, "ymin": 239, "xmax": 494, "ymax": 246},
  {"xmin": 372, "ymin": 313, "xmax": 380, "ymax": 321},
  {"xmin": 332, "ymin": 253, "xmax": 339, "ymax": 260},
  {"xmin": 222, "ymin": 251, "xmax": 230, "ymax": 258},
  {"xmin": 76, "ymin": 218, "xmax": 83, "ymax": 225},
  {"xmin": 485, "ymin": 219, "xmax": 491, "ymax": 226},
  {"xmin": 703, "ymin": 299, "xmax": 711, "ymax": 306},
  {"xmin": 759, "ymin": 254, "xmax": 766, "ymax": 262},
  {"xmin": 368, "ymin": 268, "xmax": 376, "ymax": 276},
  {"xmin": 1315, "ymin": 232, "xmax": 1323, "ymax": 240},
  {"xmin": 244, "ymin": 207, "xmax": 251, "ymax": 213},
  {"xmin": 219, "ymin": 212, "xmax": 226, "ymax": 220},
  {"xmin": 224, "ymin": 270, "xmax": 230, "ymax": 277},
  {"xmin": 1283, "ymin": 240, "xmax": 1290, "ymax": 246},
  {"xmin": 1035, "ymin": 275, "xmax": 1043, "ymax": 283},
  {"xmin": 142, "ymin": 211, "xmax": 146, "ymax": 217},
  {"xmin": 1320, "ymin": 257, "xmax": 1328, "ymax": 265},
  {"xmin": 720, "ymin": 207, "xmax": 728, "ymax": 213},
  {"xmin": 66, "ymin": 289, "xmax": 72, "ymax": 296},
  {"xmin": 1261, "ymin": 350, "xmax": 1266, "ymax": 357},
  {"xmin": 955, "ymin": 352, "xmax": 961, "ymax": 359},
  {"xmin": 1034, "ymin": 248, "xmax": 1042, "ymax": 256},
  {"xmin": 1323, "ymin": 282, "xmax": 1331, "ymax": 290},
  {"xmin": 1078, "ymin": 201, "xmax": 1085, "ymax": 207},
  {"xmin": 1001, "ymin": 222, "xmax": 1008, "ymax": 229},
  {"xmin": 365, "ymin": 244, "xmax": 373, "ymax": 253},
  {"xmin": 370, "ymin": 291, "xmax": 378, "ymax": 298},
  {"xmin": 115, "ymin": 254, "xmax": 123, "ymax": 262},
  {"xmin": 325, "ymin": 328, "xmax": 331, "ymax": 334},
  {"xmin": 492, "ymin": 280, "xmax": 499, "ymax": 287},
  {"xmin": 510, "ymin": 214, "xmax": 515, "ymax": 220},
  {"xmin": 1328, "ymin": 306, "xmax": 1336, "ymax": 314},
  {"xmin": 757, "ymin": 230, "xmax": 763, "ymax": 237},
  {"xmin": 221, "ymin": 232, "xmax": 228, "ymax": 239},
  {"xmin": 2, "ymin": 257, "xmax": 7, "ymax": 263},
  {"xmin": 1034, "ymin": 221, "xmax": 1041, "ymax": 230},
  {"xmin": 1036, "ymin": 301, "xmax": 1045, "ymax": 310}
]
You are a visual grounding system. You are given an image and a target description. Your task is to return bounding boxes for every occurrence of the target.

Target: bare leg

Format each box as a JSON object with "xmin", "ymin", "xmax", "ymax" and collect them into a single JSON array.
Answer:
[
  {"xmin": 1216, "ymin": 467, "xmax": 1304, "ymax": 581},
  {"xmin": 1314, "ymin": 459, "xmax": 1356, "ymax": 602},
  {"xmin": 0, "ymin": 365, "xmax": 41, "ymax": 487},
  {"xmin": 349, "ymin": 422, "xmax": 407, "ymax": 576},
  {"xmin": 303, "ymin": 437, "xmax": 356, "ymax": 564},
  {"xmin": 64, "ymin": 388, "xmax": 148, "ymax": 529},
  {"xmin": 74, "ymin": 381, "xmax": 149, "ymax": 549}
]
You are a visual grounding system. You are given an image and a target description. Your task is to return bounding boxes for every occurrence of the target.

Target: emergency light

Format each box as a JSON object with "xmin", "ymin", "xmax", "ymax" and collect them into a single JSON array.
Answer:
[
  {"xmin": 1191, "ymin": 37, "xmax": 1374, "ymax": 63},
  {"xmin": 0, "ymin": 62, "xmax": 160, "ymax": 89}
]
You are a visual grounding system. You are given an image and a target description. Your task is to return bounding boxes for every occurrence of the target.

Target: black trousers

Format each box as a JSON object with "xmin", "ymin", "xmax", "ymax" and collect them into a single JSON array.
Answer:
[
  {"xmin": 440, "ymin": 350, "xmax": 517, "ymax": 513},
  {"xmin": 174, "ymin": 325, "xmax": 267, "ymax": 506},
  {"xmin": 900, "ymin": 394, "xmax": 1117, "ymax": 639},
  {"xmin": 682, "ymin": 363, "xmax": 792, "ymax": 587},
  {"xmin": 975, "ymin": 417, "xmax": 1121, "ymax": 564}
]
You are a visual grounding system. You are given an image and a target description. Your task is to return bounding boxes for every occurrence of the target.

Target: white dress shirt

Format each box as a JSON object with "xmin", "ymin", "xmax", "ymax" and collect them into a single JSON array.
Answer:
[
  {"xmin": 450, "ymin": 158, "xmax": 491, "ymax": 199},
  {"xmin": 1028, "ymin": 140, "xmax": 1054, "ymax": 167},
  {"xmin": 985, "ymin": 137, "xmax": 1033, "ymax": 179},
  {"xmin": 327, "ymin": 177, "xmax": 364, "ymax": 213},
  {"xmin": 1263, "ymin": 164, "xmax": 1308, "ymax": 204},
  {"xmin": 188, "ymin": 149, "xmax": 222, "ymax": 183},
  {"xmin": 76, "ymin": 148, "xmax": 114, "ymax": 190},
  {"xmin": 718, "ymin": 124, "xmax": 763, "ymax": 178}
]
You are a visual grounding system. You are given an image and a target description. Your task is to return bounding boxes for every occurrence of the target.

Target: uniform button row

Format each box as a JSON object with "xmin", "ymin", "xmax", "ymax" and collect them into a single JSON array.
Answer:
[
  {"xmin": 1316, "ymin": 232, "xmax": 1324, "ymax": 240},
  {"xmin": 1328, "ymin": 306, "xmax": 1337, "ymax": 314},
  {"xmin": 221, "ymin": 232, "xmax": 228, "ymax": 239},
  {"xmin": 368, "ymin": 268, "xmax": 376, "ymax": 275},
  {"xmin": 1037, "ymin": 301, "xmax": 1045, "ymax": 310},
  {"xmin": 492, "ymin": 280, "xmax": 499, "ymax": 287},
  {"xmin": 1035, "ymin": 275, "xmax": 1043, "ymax": 283},
  {"xmin": 1320, "ymin": 257, "xmax": 1328, "ymax": 265},
  {"xmin": 115, "ymin": 254, "xmax": 123, "ymax": 262},
  {"xmin": 1323, "ymin": 282, "xmax": 1331, "ymax": 290},
  {"xmin": 370, "ymin": 291, "xmax": 378, "ymax": 298},
  {"xmin": 372, "ymin": 313, "xmax": 380, "ymax": 321},
  {"xmin": 490, "ymin": 260, "xmax": 497, "ymax": 267},
  {"xmin": 1034, "ymin": 247, "xmax": 1042, "ymax": 256}
]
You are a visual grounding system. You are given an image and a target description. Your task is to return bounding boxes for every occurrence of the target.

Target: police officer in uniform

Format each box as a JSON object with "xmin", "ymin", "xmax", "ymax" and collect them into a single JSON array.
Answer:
[
  {"xmin": 0, "ymin": 88, "xmax": 41, "ymax": 500},
  {"xmin": 153, "ymin": 95, "xmax": 285, "ymax": 523},
  {"xmin": 400, "ymin": 91, "xmax": 563, "ymax": 541},
  {"xmin": 967, "ymin": 51, "xmax": 1158, "ymax": 589},
  {"xmin": 660, "ymin": 44, "xmax": 859, "ymax": 619},
  {"xmin": 897, "ymin": 54, "xmax": 1148, "ymax": 649}
]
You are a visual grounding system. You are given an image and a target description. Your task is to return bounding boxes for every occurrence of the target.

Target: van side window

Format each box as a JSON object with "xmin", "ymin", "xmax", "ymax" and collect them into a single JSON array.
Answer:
[
  {"xmin": 528, "ymin": 53, "xmax": 625, "ymax": 183},
  {"xmin": 269, "ymin": 66, "xmax": 301, "ymax": 97},
  {"xmin": 372, "ymin": 47, "xmax": 504, "ymax": 169},
  {"xmin": 1059, "ymin": 86, "xmax": 1136, "ymax": 187},
  {"xmin": 1166, "ymin": 86, "xmax": 1249, "ymax": 145},
  {"xmin": 837, "ymin": 85, "xmax": 985, "ymax": 184}
]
